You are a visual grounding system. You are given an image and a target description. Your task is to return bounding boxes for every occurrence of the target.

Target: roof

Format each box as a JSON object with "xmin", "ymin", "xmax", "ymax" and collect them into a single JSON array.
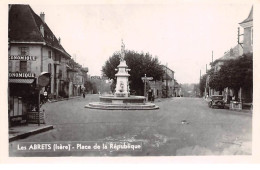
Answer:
[
  {"xmin": 240, "ymin": 6, "xmax": 253, "ymax": 24},
  {"xmin": 9, "ymin": 4, "xmax": 71, "ymax": 58},
  {"xmin": 163, "ymin": 74, "xmax": 173, "ymax": 80},
  {"xmin": 161, "ymin": 65, "xmax": 174, "ymax": 80},
  {"xmin": 9, "ymin": 5, "xmax": 43, "ymax": 43},
  {"xmin": 81, "ymin": 67, "xmax": 88, "ymax": 72},
  {"xmin": 211, "ymin": 44, "xmax": 241, "ymax": 66},
  {"xmin": 162, "ymin": 65, "xmax": 174, "ymax": 73}
]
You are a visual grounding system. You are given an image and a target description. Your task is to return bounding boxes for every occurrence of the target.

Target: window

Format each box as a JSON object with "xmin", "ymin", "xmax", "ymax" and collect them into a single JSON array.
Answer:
[
  {"xmin": 20, "ymin": 47, "xmax": 29, "ymax": 55},
  {"xmin": 8, "ymin": 62, "xmax": 12, "ymax": 72},
  {"xmin": 48, "ymin": 51, "xmax": 52, "ymax": 58},
  {"xmin": 52, "ymin": 51, "xmax": 55, "ymax": 60},
  {"xmin": 59, "ymin": 70, "xmax": 62, "ymax": 79},
  {"xmin": 20, "ymin": 61, "xmax": 27, "ymax": 72},
  {"xmin": 48, "ymin": 63, "xmax": 52, "ymax": 74},
  {"xmin": 54, "ymin": 54, "xmax": 61, "ymax": 62}
]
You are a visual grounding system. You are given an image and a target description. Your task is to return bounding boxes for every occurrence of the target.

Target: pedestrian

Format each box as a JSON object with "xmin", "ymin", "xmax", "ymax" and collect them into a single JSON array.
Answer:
[
  {"xmin": 82, "ymin": 91, "xmax": 85, "ymax": 98},
  {"xmin": 151, "ymin": 90, "xmax": 154, "ymax": 102},
  {"xmin": 148, "ymin": 89, "xmax": 152, "ymax": 101},
  {"xmin": 43, "ymin": 90, "xmax": 48, "ymax": 103}
]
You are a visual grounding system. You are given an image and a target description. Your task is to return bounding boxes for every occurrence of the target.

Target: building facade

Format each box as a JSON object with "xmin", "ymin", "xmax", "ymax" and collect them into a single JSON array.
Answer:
[
  {"xmin": 207, "ymin": 6, "xmax": 253, "ymax": 104},
  {"xmin": 8, "ymin": 5, "xmax": 88, "ymax": 126},
  {"xmin": 239, "ymin": 6, "xmax": 253, "ymax": 103},
  {"xmin": 239, "ymin": 6, "xmax": 253, "ymax": 54},
  {"xmin": 150, "ymin": 65, "xmax": 175, "ymax": 98}
]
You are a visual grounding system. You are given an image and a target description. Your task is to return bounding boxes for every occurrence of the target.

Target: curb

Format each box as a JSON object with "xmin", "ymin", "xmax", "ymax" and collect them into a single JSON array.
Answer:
[
  {"xmin": 9, "ymin": 125, "xmax": 54, "ymax": 142},
  {"xmin": 49, "ymin": 96, "xmax": 81, "ymax": 103}
]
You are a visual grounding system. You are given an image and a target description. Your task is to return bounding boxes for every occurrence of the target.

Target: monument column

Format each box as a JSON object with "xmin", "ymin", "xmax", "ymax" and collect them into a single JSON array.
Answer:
[{"xmin": 114, "ymin": 40, "xmax": 130, "ymax": 97}]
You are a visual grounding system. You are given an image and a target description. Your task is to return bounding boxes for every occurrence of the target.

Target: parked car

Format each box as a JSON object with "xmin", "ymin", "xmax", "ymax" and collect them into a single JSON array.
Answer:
[{"xmin": 208, "ymin": 95, "xmax": 225, "ymax": 109}]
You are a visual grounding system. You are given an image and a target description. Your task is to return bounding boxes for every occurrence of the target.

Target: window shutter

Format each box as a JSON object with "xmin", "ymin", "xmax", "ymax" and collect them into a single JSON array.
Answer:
[
  {"xmin": 8, "ymin": 61, "xmax": 12, "ymax": 72},
  {"xmin": 27, "ymin": 61, "xmax": 31, "ymax": 72},
  {"xmin": 15, "ymin": 61, "xmax": 20, "ymax": 72}
]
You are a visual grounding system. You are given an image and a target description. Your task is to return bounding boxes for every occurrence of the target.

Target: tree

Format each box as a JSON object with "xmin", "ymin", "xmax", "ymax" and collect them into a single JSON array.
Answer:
[
  {"xmin": 199, "ymin": 74, "xmax": 207, "ymax": 97},
  {"xmin": 209, "ymin": 53, "xmax": 253, "ymax": 100},
  {"xmin": 84, "ymin": 80, "xmax": 97, "ymax": 94},
  {"xmin": 102, "ymin": 50, "xmax": 164, "ymax": 95},
  {"xmin": 219, "ymin": 53, "xmax": 252, "ymax": 100},
  {"xmin": 208, "ymin": 68, "xmax": 225, "ymax": 94}
]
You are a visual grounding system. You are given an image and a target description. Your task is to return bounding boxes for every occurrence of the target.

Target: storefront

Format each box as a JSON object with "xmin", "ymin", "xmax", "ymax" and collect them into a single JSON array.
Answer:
[{"xmin": 8, "ymin": 73, "xmax": 37, "ymax": 127}]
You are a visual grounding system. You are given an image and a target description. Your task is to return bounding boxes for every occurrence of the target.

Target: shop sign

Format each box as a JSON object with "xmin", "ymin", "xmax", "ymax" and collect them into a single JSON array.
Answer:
[
  {"xmin": 141, "ymin": 77, "xmax": 153, "ymax": 81},
  {"xmin": 9, "ymin": 55, "xmax": 36, "ymax": 61},
  {"xmin": 91, "ymin": 76, "xmax": 108, "ymax": 80},
  {"xmin": 91, "ymin": 76, "xmax": 101, "ymax": 80},
  {"xmin": 9, "ymin": 72, "xmax": 35, "ymax": 78}
]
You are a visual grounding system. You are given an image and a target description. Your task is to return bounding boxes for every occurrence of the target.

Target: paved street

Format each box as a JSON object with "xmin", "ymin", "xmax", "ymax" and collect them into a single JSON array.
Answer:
[{"xmin": 9, "ymin": 94, "xmax": 252, "ymax": 156}]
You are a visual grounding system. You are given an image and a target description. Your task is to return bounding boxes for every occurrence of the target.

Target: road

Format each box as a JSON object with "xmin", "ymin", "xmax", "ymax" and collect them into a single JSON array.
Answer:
[{"xmin": 9, "ymin": 94, "xmax": 252, "ymax": 156}]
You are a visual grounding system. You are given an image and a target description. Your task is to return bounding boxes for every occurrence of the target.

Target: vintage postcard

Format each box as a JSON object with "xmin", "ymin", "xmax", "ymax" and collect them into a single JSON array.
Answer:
[{"xmin": 1, "ymin": 0, "xmax": 260, "ymax": 164}]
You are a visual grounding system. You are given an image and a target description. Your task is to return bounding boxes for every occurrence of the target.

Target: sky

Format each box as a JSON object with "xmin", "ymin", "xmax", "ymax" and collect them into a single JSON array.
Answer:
[{"xmin": 28, "ymin": 1, "xmax": 253, "ymax": 84}]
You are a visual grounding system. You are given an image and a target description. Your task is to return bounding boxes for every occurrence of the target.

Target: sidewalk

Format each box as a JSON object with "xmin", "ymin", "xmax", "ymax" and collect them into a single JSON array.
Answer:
[
  {"xmin": 8, "ymin": 96, "xmax": 82, "ymax": 142},
  {"xmin": 9, "ymin": 124, "xmax": 53, "ymax": 142},
  {"xmin": 203, "ymin": 97, "xmax": 252, "ymax": 113}
]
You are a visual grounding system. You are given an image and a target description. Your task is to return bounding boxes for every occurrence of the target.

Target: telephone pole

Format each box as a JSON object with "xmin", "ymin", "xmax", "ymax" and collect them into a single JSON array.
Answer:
[
  {"xmin": 212, "ymin": 51, "xmax": 213, "ymax": 63},
  {"xmin": 200, "ymin": 69, "xmax": 201, "ymax": 97},
  {"xmin": 165, "ymin": 63, "xmax": 168, "ymax": 98}
]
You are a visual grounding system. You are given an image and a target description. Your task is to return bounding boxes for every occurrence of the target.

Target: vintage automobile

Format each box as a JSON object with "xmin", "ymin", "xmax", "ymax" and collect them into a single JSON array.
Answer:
[{"xmin": 208, "ymin": 95, "xmax": 225, "ymax": 109}]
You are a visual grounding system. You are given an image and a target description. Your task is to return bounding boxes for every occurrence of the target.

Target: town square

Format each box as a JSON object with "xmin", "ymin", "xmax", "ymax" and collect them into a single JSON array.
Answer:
[{"xmin": 6, "ymin": 2, "xmax": 254, "ymax": 157}]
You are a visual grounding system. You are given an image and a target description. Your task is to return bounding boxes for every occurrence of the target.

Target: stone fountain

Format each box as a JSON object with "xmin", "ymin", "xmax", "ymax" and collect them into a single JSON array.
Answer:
[{"xmin": 85, "ymin": 40, "xmax": 159, "ymax": 110}]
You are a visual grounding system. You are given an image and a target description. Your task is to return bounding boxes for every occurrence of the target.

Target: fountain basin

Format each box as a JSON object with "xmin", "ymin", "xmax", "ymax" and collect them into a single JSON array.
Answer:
[
  {"xmin": 85, "ymin": 95, "xmax": 159, "ymax": 110},
  {"xmin": 100, "ymin": 95, "xmax": 145, "ymax": 104},
  {"xmin": 85, "ymin": 102, "xmax": 159, "ymax": 110}
]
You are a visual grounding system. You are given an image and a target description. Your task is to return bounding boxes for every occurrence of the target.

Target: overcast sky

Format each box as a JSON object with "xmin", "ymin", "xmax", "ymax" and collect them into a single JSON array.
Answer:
[{"xmin": 29, "ymin": 1, "xmax": 253, "ymax": 84}]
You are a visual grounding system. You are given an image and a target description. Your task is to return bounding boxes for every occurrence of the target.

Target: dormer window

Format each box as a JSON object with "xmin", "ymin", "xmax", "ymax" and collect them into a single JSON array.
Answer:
[
  {"xmin": 40, "ymin": 25, "xmax": 44, "ymax": 37},
  {"xmin": 44, "ymin": 31, "xmax": 48, "ymax": 39}
]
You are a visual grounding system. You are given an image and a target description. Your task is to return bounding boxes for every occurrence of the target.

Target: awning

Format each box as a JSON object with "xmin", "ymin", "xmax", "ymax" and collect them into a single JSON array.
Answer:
[{"xmin": 9, "ymin": 79, "xmax": 35, "ymax": 84}]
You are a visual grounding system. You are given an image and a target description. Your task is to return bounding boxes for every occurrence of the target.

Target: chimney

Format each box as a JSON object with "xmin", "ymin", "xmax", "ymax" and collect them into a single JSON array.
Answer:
[
  {"xmin": 9, "ymin": 4, "xmax": 12, "ymax": 11},
  {"xmin": 58, "ymin": 37, "xmax": 61, "ymax": 44},
  {"xmin": 40, "ymin": 12, "xmax": 45, "ymax": 23}
]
